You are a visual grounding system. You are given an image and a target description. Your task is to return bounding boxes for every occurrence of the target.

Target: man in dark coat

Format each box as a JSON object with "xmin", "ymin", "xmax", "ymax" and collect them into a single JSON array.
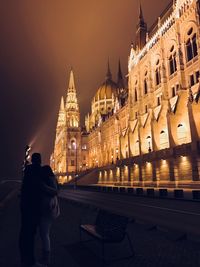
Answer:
[{"xmin": 19, "ymin": 153, "xmax": 45, "ymax": 267}]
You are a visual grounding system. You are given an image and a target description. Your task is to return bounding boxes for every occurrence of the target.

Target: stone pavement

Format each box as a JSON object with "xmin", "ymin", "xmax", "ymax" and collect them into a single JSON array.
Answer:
[{"xmin": 0, "ymin": 190, "xmax": 200, "ymax": 267}]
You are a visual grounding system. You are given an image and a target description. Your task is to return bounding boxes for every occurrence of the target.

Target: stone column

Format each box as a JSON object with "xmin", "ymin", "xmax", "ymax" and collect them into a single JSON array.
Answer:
[{"xmin": 191, "ymin": 154, "xmax": 200, "ymax": 181}]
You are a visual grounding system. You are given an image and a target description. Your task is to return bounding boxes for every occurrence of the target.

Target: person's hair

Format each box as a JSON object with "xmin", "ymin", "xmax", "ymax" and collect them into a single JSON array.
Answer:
[
  {"xmin": 42, "ymin": 165, "xmax": 54, "ymax": 177},
  {"xmin": 31, "ymin": 153, "xmax": 41, "ymax": 165}
]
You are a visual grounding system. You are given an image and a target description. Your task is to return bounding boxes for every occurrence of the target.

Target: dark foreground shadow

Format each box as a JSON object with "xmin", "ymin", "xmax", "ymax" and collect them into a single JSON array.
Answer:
[{"xmin": 63, "ymin": 242, "xmax": 103, "ymax": 267}]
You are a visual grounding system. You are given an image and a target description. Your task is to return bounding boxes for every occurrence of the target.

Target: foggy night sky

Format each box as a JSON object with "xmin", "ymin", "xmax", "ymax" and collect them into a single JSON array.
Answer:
[{"xmin": 0, "ymin": 0, "xmax": 170, "ymax": 178}]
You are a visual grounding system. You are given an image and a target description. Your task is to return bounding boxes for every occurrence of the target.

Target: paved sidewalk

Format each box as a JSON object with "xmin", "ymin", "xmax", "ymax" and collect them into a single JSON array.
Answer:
[{"xmin": 0, "ymin": 192, "xmax": 200, "ymax": 267}]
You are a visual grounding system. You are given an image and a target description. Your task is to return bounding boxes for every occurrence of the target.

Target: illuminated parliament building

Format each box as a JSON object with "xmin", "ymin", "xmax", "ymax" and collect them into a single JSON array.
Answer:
[{"xmin": 51, "ymin": 0, "xmax": 200, "ymax": 187}]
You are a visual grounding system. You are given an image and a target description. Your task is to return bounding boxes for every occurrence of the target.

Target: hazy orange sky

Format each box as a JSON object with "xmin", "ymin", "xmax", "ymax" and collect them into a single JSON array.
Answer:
[{"xmin": 0, "ymin": 0, "xmax": 170, "ymax": 177}]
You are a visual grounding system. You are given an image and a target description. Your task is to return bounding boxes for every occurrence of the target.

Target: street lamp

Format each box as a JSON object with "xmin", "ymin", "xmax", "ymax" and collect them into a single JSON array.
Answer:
[
  {"xmin": 116, "ymin": 148, "xmax": 119, "ymax": 161},
  {"xmin": 111, "ymin": 155, "xmax": 114, "ymax": 164}
]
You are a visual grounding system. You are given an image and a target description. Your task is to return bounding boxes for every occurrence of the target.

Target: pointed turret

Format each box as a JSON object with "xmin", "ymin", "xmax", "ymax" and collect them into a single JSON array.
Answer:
[
  {"xmin": 139, "ymin": 3, "xmax": 144, "ymax": 22},
  {"xmin": 116, "ymin": 60, "xmax": 128, "ymax": 107},
  {"xmin": 57, "ymin": 96, "xmax": 66, "ymax": 128},
  {"xmin": 117, "ymin": 60, "xmax": 124, "ymax": 89},
  {"xmin": 65, "ymin": 68, "xmax": 80, "ymax": 128},
  {"xmin": 66, "ymin": 69, "xmax": 79, "ymax": 112},
  {"xmin": 60, "ymin": 96, "xmax": 65, "ymax": 110},
  {"xmin": 68, "ymin": 68, "xmax": 76, "ymax": 92},
  {"xmin": 135, "ymin": 3, "xmax": 147, "ymax": 50}
]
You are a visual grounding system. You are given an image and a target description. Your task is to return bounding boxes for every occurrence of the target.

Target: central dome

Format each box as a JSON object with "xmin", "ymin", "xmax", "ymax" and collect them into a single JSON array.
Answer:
[
  {"xmin": 91, "ymin": 63, "xmax": 118, "ymax": 117},
  {"xmin": 95, "ymin": 79, "xmax": 117, "ymax": 101},
  {"xmin": 94, "ymin": 62, "xmax": 117, "ymax": 101}
]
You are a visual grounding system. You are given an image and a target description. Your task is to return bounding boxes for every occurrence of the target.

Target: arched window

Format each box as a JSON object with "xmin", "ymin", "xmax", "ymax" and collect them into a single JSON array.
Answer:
[
  {"xmin": 155, "ymin": 60, "xmax": 161, "ymax": 86},
  {"xmin": 186, "ymin": 28, "xmax": 198, "ymax": 62},
  {"xmin": 135, "ymin": 88, "xmax": 138, "ymax": 102},
  {"xmin": 71, "ymin": 140, "xmax": 76, "ymax": 150},
  {"xmin": 145, "ymin": 105, "xmax": 148, "ymax": 113},
  {"xmin": 144, "ymin": 79, "xmax": 148, "ymax": 94},
  {"xmin": 160, "ymin": 130, "xmax": 168, "ymax": 149},
  {"xmin": 192, "ymin": 34, "xmax": 198, "ymax": 56},
  {"xmin": 172, "ymin": 86, "xmax": 176, "ymax": 97},
  {"xmin": 157, "ymin": 96, "xmax": 161, "ymax": 106},
  {"xmin": 177, "ymin": 123, "xmax": 187, "ymax": 145},
  {"xmin": 144, "ymin": 71, "xmax": 148, "ymax": 94},
  {"xmin": 169, "ymin": 46, "xmax": 177, "ymax": 75}
]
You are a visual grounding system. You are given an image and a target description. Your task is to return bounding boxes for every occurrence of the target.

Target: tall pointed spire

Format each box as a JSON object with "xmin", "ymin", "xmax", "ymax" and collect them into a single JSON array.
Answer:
[
  {"xmin": 66, "ymin": 68, "xmax": 78, "ymax": 111},
  {"xmin": 118, "ymin": 60, "xmax": 123, "ymax": 80},
  {"xmin": 106, "ymin": 59, "xmax": 112, "ymax": 81},
  {"xmin": 65, "ymin": 68, "xmax": 80, "ymax": 128},
  {"xmin": 60, "ymin": 96, "xmax": 65, "ymax": 110},
  {"xmin": 57, "ymin": 96, "xmax": 65, "ymax": 127},
  {"xmin": 117, "ymin": 60, "xmax": 124, "ymax": 89},
  {"xmin": 135, "ymin": 2, "xmax": 147, "ymax": 50},
  {"xmin": 68, "ymin": 68, "xmax": 76, "ymax": 92},
  {"xmin": 139, "ymin": 3, "xmax": 144, "ymax": 22}
]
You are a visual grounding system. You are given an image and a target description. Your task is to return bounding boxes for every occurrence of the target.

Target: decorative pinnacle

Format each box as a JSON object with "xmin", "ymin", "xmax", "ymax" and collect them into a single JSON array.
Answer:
[
  {"xmin": 139, "ymin": 2, "xmax": 144, "ymax": 22},
  {"xmin": 118, "ymin": 59, "xmax": 123, "ymax": 80},
  {"xmin": 68, "ymin": 69, "xmax": 75, "ymax": 90},
  {"xmin": 106, "ymin": 59, "xmax": 112, "ymax": 80}
]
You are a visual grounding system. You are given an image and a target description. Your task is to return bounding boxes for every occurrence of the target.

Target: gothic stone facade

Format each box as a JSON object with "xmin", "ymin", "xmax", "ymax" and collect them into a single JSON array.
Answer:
[
  {"xmin": 52, "ymin": 0, "xmax": 200, "ymax": 187},
  {"xmin": 51, "ymin": 70, "xmax": 88, "ymax": 179}
]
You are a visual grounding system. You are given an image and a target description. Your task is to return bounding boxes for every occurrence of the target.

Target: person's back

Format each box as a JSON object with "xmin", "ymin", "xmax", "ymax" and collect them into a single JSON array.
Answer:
[
  {"xmin": 41, "ymin": 166, "xmax": 58, "ymax": 192},
  {"xmin": 40, "ymin": 165, "xmax": 59, "ymax": 219},
  {"xmin": 19, "ymin": 153, "xmax": 46, "ymax": 267},
  {"xmin": 39, "ymin": 165, "xmax": 60, "ymax": 265},
  {"xmin": 20, "ymin": 163, "xmax": 42, "ymax": 217}
]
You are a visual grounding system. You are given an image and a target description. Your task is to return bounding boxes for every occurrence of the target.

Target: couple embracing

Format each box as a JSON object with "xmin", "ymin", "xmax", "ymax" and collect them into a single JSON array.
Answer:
[{"xmin": 19, "ymin": 153, "xmax": 60, "ymax": 267}]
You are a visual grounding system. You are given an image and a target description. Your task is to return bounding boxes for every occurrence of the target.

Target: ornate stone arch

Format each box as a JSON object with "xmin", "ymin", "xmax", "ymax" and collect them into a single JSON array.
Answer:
[
  {"xmin": 181, "ymin": 20, "xmax": 198, "ymax": 44},
  {"xmin": 183, "ymin": 21, "xmax": 198, "ymax": 62},
  {"xmin": 70, "ymin": 138, "xmax": 76, "ymax": 152},
  {"xmin": 153, "ymin": 54, "xmax": 162, "ymax": 86},
  {"xmin": 142, "ymin": 66, "xmax": 149, "ymax": 95},
  {"xmin": 167, "ymin": 40, "xmax": 178, "ymax": 76}
]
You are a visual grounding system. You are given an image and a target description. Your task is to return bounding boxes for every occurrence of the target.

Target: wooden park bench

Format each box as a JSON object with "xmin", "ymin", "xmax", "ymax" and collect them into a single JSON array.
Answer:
[{"xmin": 79, "ymin": 209, "xmax": 134, "ymax": 262}]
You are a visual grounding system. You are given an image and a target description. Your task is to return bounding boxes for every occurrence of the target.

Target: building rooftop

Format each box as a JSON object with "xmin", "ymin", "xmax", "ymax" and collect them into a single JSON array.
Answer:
[{"xmin": 148, "ymin": 0, "xmax": 174, "ymax": 38}]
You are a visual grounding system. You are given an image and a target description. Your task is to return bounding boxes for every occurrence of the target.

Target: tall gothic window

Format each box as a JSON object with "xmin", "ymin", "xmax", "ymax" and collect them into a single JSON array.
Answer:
[
  {"xmin": 145, "ymin": 105, "xmax": 148, "ymax": 113},
  {"xmin": 155, "ymin": 60, "xmax": 161, "ymax": 86},
  {"xmin": 155, "ymin": 68, "xmax": 161, "ymax": 86},
  {"xmin": 186, "ymin": 28, "xmax": 198, "ymax": 62},
  {"xmin": 71, "ymin": 140, "xmax": 76, "ymax": 150},
  {"xmin": 144, "ymin": 79, "xmax": 148, "ymax": 94},
  {"xmin": 157, "ymin": 96, "xmax": 161, "ymax": 106},
  {"xmin": 144, "ymin": 71, "xmax": 148, "ymax": 95},
  {"xmin": 169, "ymin": 46, "xmax": 177, "ymax": 75},
  {"xmin": 135, "ymin": 88, "xmax": 138, "ymax": 102},
  {"xmin": 189, "ymin": 70, "xmax": 200, "ymax": 87},
  {"xmin": 172, "ymin": 86, "xmax": 176, "ymax": 97}
]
